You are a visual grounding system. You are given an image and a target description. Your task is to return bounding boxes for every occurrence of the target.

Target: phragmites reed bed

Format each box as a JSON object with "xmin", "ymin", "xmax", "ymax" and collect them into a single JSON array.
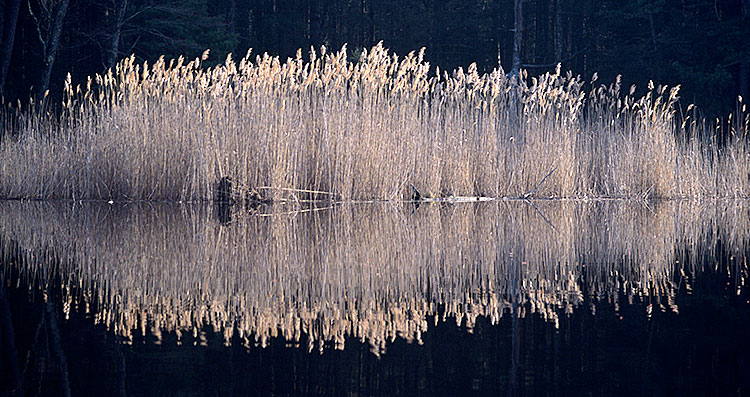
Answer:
[{"xmin": 0, "ymin": 43, "xmax": 748, "ymax": 201}]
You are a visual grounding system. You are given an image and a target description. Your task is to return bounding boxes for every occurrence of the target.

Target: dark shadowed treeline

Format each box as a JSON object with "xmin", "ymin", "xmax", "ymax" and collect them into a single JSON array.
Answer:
[{"xmin": 0, "ymin": 0, "xmax": 748, "ymax": 117}]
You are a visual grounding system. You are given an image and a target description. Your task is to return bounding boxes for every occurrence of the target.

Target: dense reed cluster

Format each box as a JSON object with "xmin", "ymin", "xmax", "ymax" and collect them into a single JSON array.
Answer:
[
  {"xmin": 2, "ymin": 201, "xmax": 748, "ymax": 352},
  {"xmin": 1, "ymin": 43, "xmax": 749, "ymax": 201}
]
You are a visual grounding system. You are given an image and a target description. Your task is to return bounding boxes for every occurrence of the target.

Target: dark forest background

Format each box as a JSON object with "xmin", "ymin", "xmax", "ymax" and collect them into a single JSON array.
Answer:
[{"xmin": 0, "ymin": 0, "xmax": 748, "ymax": 118}]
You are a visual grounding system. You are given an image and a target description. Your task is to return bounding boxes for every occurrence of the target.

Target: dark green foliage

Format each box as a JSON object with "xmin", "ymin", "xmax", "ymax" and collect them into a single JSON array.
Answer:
[
  {"xmin": 123, "ymin": 0, "xmax": 237, "ymax": 65},
  {"xmin": 594, "ymin": 0, "xmax": 750, "ymax": 116}
]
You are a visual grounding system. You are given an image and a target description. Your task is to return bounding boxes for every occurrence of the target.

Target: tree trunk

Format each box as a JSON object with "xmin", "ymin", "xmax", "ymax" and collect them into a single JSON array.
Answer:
[
  {"xmin": 534, "ymin": 0, "xmax": 549, "ymax": 66},
  {"xmin": 45, "ymin": 301, "xmax": 71, "ymax": 397},
  {"xmin": 554, "ymin": 0, "xmax": 563, "ymax": 63},
  {"xmin": 511, "ymin": 0, "xmax": 523, "ymax": 76},
  {"xmin": 427, "ymin": 0, "xmax": 437, "ymax": 66},
  {"xmin": 309, "ymin": 0, "xmax": 321, "ymax": 47},
  {"xmin": 0, "ymin": 0, "xmax": 22, "ymax": 97},
  {"xmin": 235, "ymin": 0, "xmax": 250, "ymax": 53},
  {"xmin": 367, "ymin": 0, "xmax": 374, "ymax": 47},
  {"xmin": 1, "ymin": 293, "xmax": 22, "ymax": 393},
  {"xmin": 106, "ymin": 0, "xmax": 128, "ymax": 70},
  {"xmin": 647, "ymin": 1, "xmax": 658, "ymax": 52},
  {"xmin": 37, "ymin": 0, "xmax": 69, "ymax": 102},
  {"xmin": 509, "ymin": 309, "xmax": 520, "ymax": 397},
  {"xmin": 741, "ymin": 0, "xmax": 749, "ymax": 103},
  {"xmin": 492, "ymin": 0, "xmax": 500, "ymax": 67},
  {"xmin": 360, "ymin": 0, "xmax": 366, "ymax": 48},
  {"xmin": 740, "ymin": 57, "xmax": 749, "ymax": 104}
]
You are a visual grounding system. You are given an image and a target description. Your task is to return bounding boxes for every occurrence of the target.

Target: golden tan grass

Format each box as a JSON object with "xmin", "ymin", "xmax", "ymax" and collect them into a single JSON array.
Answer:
[{"xmin": 1, "ymin": 44, "xmax": 748, "ymax": 201}]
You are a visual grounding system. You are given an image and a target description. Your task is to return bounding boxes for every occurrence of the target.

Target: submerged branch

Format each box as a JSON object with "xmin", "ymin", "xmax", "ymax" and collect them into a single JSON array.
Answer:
[{"xmin": 523, "ymin": 166, "xmax": 558, "ymax": 199}]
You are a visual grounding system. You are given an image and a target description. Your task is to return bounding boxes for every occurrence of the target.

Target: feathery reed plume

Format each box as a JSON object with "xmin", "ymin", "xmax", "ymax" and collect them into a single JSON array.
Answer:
[{"xmin": 0, "ymin": 44, "xmax": 748, "ymax": 201}]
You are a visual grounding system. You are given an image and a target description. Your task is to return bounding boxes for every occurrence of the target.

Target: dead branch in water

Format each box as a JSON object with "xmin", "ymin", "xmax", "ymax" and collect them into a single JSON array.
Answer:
[{"xmin": 523, "ymin": 166, "xmax": 558, "ymax": 199}]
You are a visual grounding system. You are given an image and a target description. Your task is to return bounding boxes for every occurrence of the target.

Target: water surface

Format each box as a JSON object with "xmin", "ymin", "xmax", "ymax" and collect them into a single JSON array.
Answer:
[{"xmin": 1, "ymin": 200, "xmax": 748, "ymax": 395}]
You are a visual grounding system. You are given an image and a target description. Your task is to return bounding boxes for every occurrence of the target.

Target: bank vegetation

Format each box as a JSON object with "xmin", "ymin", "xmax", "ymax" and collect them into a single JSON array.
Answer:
[{"xmin": 1, "ymin": 43, "xmax": 748, "ymax": 201}]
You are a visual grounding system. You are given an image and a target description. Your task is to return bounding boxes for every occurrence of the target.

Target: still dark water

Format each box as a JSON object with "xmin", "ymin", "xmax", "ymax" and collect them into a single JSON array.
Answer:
[{"xmin": 1, "ymin": 200, "xmax": 748, "ymax": 396}]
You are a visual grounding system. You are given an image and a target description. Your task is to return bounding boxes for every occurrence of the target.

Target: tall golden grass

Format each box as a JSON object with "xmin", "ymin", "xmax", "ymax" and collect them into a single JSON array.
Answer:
[
  {"xmin": 0, "ymin": 43, "xmax": 748, "ymax": 201},
  {"xmin": 2, "ymin": 201, "xmax": 748, "ymax": 352}
]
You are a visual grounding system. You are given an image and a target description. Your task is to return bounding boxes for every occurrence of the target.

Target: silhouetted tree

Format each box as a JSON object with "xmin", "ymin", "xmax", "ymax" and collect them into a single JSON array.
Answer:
[
  {"xmin": 28, "ymin": 0, "xmax": 69, "ymax": 101},
  {"xmin": 0, "ymin": 0, "xmax": 22, "ymax": 97}
]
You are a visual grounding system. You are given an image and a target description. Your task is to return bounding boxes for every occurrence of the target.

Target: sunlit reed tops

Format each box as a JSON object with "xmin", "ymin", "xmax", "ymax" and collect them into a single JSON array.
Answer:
[{"xmin": 1, "ymin": 43, "xmax": 748, "ymax": 201}]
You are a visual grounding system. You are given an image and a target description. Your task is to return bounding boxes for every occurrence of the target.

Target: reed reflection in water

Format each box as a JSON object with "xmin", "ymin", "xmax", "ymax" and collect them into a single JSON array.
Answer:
[{"xmin": 1, "ymin": 200, "xmax": 748, "ymax": 354}]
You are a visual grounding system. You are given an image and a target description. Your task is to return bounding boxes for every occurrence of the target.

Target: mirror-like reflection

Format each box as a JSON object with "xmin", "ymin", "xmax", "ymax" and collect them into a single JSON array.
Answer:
[{"xmin": 2, "ymin": 200, "xmax": 747, "ymax": 356}]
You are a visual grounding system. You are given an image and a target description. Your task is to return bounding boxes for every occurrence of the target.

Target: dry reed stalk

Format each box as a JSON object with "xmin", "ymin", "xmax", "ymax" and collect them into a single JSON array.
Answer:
[{"xmin": 1, "ymin": 43, "xmax": 748, "ymax": 201}]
